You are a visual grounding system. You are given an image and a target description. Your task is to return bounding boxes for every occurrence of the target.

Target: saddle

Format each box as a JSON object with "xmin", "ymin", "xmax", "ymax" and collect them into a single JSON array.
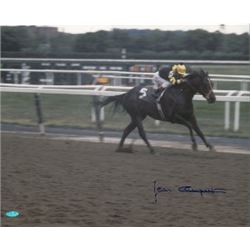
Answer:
[
  {"xmin": 138, "ymin": 87, "xmax": 168, "ymax": 120},
  {"xmin": 138, "ymin": 86, "xmax": 179, "ymax": 121},
  {"xmin": 138, "ymin": 87, "xmax": 156, "ymax": 103}
]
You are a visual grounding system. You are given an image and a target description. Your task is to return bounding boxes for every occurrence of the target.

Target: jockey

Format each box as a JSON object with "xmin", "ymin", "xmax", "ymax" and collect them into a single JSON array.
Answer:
[{"xmin": 153, "ymin": 63, "xmax": 188, "ymax": 98}]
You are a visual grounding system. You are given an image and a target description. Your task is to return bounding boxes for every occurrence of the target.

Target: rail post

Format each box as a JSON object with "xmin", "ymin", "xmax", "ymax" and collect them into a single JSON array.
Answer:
[
  {"xmin": 214, "ymin": 81, "xmax": 218, "ymax": 90},
  {"xmin": 14, "ymin": 72, "xmax": 19, "ymax": 84},
  {"xmin": 233, "ymin": 91, "xmax": 246, "ymax": 131},
  {"xmin": 77, "ymin": 73, "xmax": 82, "ymax": 85},
  {"xmin": 224, "ymin": 91, "xmax": 237, "ymax": 130},
  {"xmin": 92, "ymin": 94, "xmax": 104, "ymax": 142},
  {"xmin": 241, "ymin": 81, "xmax": 248, "ymax": 91},
  {"xmin": 34, "ymin": 93, "xmax": 45, "ymax": 135},
  {"xmin": 234, "ymin": 101, "xmax": 240, "ymax": 131},
  {"xmin": 91, "ymin": 83, "xmax": 107, "ymax": 141},
  {"xmin": 224, "ymin": 102, "xmax": 230, "ymax": 130}
]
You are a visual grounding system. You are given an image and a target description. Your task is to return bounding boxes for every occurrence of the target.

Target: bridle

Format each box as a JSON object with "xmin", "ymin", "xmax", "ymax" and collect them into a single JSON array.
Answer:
[
  {"xmin": 199, "ymin": 76, "xmax": 214, "ymax": 101},
  {"xmin": 185, "ymin": 73, "xmax": 213, "ymax": 101}
]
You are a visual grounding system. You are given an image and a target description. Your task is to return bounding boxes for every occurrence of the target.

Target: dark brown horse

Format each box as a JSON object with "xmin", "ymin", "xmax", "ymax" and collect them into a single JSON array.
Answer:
[{"xmin": 100, "ymin": 69, "xmax": 216, "ymax": 154}]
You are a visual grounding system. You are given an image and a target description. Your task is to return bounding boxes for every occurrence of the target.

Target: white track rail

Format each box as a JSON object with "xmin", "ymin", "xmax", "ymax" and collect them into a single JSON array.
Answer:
[
  {"xmin": 1, "ymin": 84, "xmax": 249, "ymax": 102},
  {"xmin": 2, "ymin": 57, "xmax": 250, "ymax": 64},
  {"xmin": 1, "ymin": 83, "xmax": 250, "ymax": 132},
  {"xmin": 1, "ymin": 68, "xmax": 250, "ymax": 80}
]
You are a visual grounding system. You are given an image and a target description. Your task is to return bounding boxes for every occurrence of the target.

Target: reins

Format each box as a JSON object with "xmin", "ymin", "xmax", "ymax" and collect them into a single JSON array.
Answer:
[{"xmin": 185, "ymin": 73, "xmax": 213, "ymax": 100}]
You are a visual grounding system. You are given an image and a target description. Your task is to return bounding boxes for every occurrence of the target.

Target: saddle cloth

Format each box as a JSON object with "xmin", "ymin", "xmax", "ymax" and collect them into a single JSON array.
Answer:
[
  {"xmin": 138, "ymin": 87, "xmax": 158, "ymax": 104},
  {"xmin": 138, "ymin": 87, "xmax": 167, "ymax": 120}
]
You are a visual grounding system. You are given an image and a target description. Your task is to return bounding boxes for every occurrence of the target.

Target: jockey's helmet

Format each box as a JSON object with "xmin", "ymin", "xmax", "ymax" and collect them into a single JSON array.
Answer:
[
  {"xmin": 158, "ymin": 65, "xmax": 171, "ymax": 80},
  {"xmin": 176, "ymin": 64, "xmax": 187, "ymax": 76}
]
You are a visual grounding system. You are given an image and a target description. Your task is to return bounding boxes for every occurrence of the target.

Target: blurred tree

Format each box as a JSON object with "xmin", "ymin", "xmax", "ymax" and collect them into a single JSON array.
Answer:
[
  {"xmin": 1, "ymin": 27, "xmax": 22, "ymax": 51},
  {"xmin": 74, "ymin": 30, "xmax": 109, "ymax": 52},
  {"xmin": 1, "ymin": 26, "xmax": 249, "ymax": 60}
]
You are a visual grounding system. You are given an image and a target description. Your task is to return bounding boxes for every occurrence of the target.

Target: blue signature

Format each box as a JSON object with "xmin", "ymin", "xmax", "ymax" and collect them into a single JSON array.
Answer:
[
  {"xmin": 153, "ymin": 181, "xmax": 226, "ymax": 203},
  {"xmin": 153, "ymin": 180, "xmax": 172, "ymax": 203}
]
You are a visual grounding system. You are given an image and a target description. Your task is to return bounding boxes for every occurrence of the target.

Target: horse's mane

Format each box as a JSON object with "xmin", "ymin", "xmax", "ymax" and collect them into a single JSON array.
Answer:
[{"xmin": 185, "ymin": 68, "xmax": 207, "ymax": 80}]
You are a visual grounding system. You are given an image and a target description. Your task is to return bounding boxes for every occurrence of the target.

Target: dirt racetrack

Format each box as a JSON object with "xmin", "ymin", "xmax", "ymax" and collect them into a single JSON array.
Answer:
[{"xmin": 1, "ymin": 133, "xmax": 249, "ymax": 226}]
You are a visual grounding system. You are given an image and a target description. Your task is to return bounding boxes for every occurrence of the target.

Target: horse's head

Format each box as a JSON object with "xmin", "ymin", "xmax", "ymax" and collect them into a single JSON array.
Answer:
[{"xmin": 184, "ymin": 69, "xmax": 216, "ymax": 103}]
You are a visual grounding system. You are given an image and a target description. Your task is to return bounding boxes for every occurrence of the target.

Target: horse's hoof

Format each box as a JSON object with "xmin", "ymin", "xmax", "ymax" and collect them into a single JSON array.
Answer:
[
  {"xmin": 99, "ymin": 135, "xmax": 104, "ymax": 142},
  {"xmin": 208, "ymin": 145, "xmax": 216, "ymax": 152},
  {"xmin": 153, "ymin": 151, "xmax": 160, "ymax": 156},
  {"xmin": 192, "ymin": 144, "xmax": 198, "ymax": 151},
  {"xmin": 150, "ymin": 149, "xmax": 156, "ymax": 155},
  {"xmin": 115, "ymin": 147, "xmax": 134, "ymax": 153}
]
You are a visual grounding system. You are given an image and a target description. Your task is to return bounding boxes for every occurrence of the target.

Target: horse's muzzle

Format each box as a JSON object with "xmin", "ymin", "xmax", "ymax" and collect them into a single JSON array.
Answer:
[{"xmin": 207, "ymin": 95, "xmax": 216, "ymax": 103}]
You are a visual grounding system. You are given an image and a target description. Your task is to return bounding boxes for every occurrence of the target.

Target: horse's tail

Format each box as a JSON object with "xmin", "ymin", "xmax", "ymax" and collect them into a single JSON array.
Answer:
[{"xmin": 100, "ymin": 93, "xmax": 125, "ymax": 112}]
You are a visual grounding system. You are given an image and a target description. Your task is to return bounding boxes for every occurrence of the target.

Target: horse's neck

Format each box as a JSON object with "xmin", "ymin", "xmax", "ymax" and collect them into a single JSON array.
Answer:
[
  {"xmin": 163, "ymin": 87, "xmax": 193, "ymax": 106},
  {"xmin": 182, "ymin": 81, "xmax": 198, "ymax": 99},
  {"xmin": 184, "ymin": 88, "xmax": 195, "ymax": 99}
]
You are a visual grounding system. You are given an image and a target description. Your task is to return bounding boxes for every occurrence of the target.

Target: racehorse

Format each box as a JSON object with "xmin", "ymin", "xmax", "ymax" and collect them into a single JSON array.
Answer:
[{"xmin": 100, "ymin": 69, "xmax": 216, "ymax": 154}]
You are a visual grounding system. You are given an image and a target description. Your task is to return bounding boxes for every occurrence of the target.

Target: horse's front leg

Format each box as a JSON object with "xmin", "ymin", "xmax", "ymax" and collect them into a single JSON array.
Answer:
[
  {"xmin": 175, "ymin": 115, "xmax": 198, "ymax": 151},
  {"xmin": 135, "ymin": 117, "xmax": 155, "ymax": 154},
  {"xmin": 189, "ymin": 115, "xmax": 215, "ymax": 151}
]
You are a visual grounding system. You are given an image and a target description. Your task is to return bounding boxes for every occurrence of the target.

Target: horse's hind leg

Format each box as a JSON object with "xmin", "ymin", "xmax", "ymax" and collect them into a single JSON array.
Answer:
[
  {"xmin": 189, "ymin": 115, "xmax": 214, "ymax": 151},
  {"xmin": 116, "ymin": 121, "xmax": 137, "ymax": 153},
  {"xmin": 135, "ymin": 117, "xmax": 155, "ymax": 154}
]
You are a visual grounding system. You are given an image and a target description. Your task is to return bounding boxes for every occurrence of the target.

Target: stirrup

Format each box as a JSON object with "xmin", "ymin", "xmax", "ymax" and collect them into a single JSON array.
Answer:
[
  {"xmin": 156, "ymin": 88, "xmax": 166, "ymax": 102},
  {"xmin": 153, "ymin": 89, "xmax": 161, "ymax": 97},
  {"xmin": 156, "ymin": 102, "xmax": 166, "ymax": 120}
]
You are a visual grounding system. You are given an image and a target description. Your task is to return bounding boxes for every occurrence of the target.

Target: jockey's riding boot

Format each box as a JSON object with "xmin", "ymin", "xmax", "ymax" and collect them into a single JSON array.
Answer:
[
  {"xmin": 152, "ymin": 88, "xmax": 160, "ymax": 98},
  {"xmin": 153, "ymin": 88, "xmax": 163, "ymax": 101},
  {"xmin": 156, "ymin": 94, "xmax": 161, "ymax": 103}
]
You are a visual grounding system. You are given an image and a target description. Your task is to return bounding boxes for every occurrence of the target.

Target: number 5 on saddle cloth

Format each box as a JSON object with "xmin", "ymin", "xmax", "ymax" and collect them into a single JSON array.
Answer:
[{"xmin": 138, "ymin": 87, "xmax": 175, "ymax": 120}]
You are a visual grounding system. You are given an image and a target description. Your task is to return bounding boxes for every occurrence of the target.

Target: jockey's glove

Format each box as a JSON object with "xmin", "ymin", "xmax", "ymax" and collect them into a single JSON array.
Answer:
[
  {"xmin": 169, "ymin": 77, "xmax": 177, "ymax": 85},
  {"xmin": 177, "ymin": 78, "xmax": 185, "ymax": 84}
]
